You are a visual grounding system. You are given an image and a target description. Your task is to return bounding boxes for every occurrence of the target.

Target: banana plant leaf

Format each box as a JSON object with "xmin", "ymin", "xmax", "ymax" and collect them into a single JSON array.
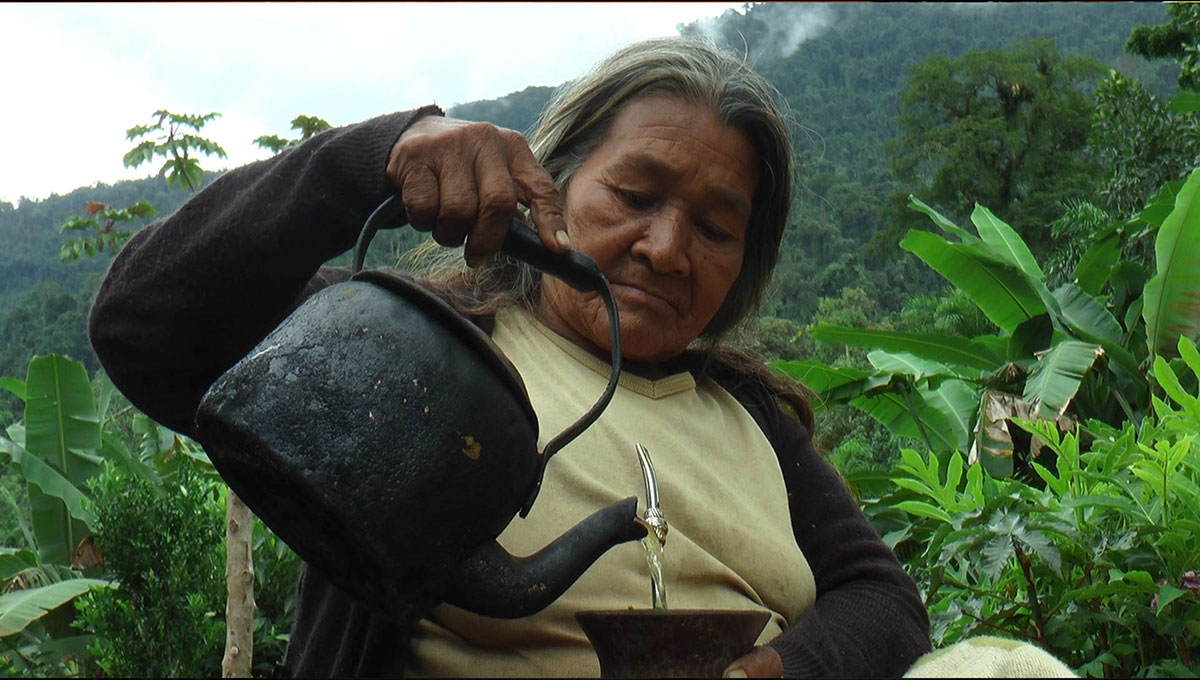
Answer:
[
  {"xmin": 0, "ymin": 634, "xmax": 97, "ymax": 673},
  {"xmin": 0, "ymin": 377, "xmax": 24, "ymax": 402},
  {"xmin": 971, "ymin": 204, "xmax": 1044, "ymax": 280},
  {"xmin": 971, "ymin": 392, "xmax": 1074, "ymax": 477},
  {"xmin": 1167, "ymin": 90, "xmax": 1200, "ymax": 115},
  {"xmin": 1023, "ymin": 341, "xmax": 1105, "ymax": 420},
  {"xmin": 908, "ymin": 195, "xmax": 982, "ymax": 245},
  {"xmin": 0, "ymin": 548, "xmax": 38, "ymax": 582},
  {"xmin": 922, "ymin": 378, "xmax": 980, "ymax": 453},
  {"xmin": 19, "ymin": 452, "xmax": 96, "ymax": 528},
  {"xmin": 772, "ymin": 359, "xmax": 870, "ymax": 393},
  {"xmin": 1143, "ymin": 168, "xmax": 1200, "ymax": 359},
  {"xmin": 770, "ymin": 360, "xmax": 889, "ymax": 410},
  {"xmin": 1008, "ymin": 313, "xmax": 1054, "ymax": 360},
  {"xmin": 0, "ymin": 578, "xmax": 111, "ymax": 637},
  {"xmin": 901, "ymin": 230, "xmax": 1046, "ymax": 334},
  {"xmin": 1071, "ymin": 232, "xmax": 1121, "ymax": 297},
  {"xmin": 101, "ymin": 431, "xmax": 163, "ymax": 495},
  {"xmin": 22, "ymin": 356, "xmax": 102, "ymax": 566},
  {"xmin": 867, "ymin": 350, "xmax": 983, "ymax": 390},
  {"xmin": 850, "ymin": 385, "xmax": 962, "ymax": 452},
  {"xmin": 810, "ymin": 323, "xmax": 1001, "ymax": 371},
  {"xmin": 1135, "ymin": 179, "xmax": 1186, "ymax": 230},
  {"xmin": 1053, "ymin": 283, "xmax": 1140, "ymax": 376},
  {"xmin": 868, "ymin": 351, "xmax": 950, "ymax": 381}
]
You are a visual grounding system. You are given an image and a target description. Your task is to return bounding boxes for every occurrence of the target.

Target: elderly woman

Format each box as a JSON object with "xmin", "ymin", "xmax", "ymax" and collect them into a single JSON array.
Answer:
[{"xmin": 88, "ymin": 38, "xmax": 931, "ymax": 677}]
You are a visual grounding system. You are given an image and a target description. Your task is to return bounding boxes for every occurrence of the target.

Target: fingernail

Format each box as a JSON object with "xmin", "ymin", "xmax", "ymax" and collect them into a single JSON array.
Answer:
[
  {"xmin": 555, "ymin": 230, "xmax": 571, "ymax": 249},
  {"xmin": 723, "ymin": 669, "xmax": 747, "ymax": 678}
]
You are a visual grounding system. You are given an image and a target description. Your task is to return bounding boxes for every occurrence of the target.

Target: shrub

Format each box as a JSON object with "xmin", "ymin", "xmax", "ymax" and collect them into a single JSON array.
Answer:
[
  {"xmin": 74, "ymin": 459, "xmax": 226, "ymax": 677},
  {"xmin": 863, "ymin": 337, "xmax": 1200, "ymax": 676}
]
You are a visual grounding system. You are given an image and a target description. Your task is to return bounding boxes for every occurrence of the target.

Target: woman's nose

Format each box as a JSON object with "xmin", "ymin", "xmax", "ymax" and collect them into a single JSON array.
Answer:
[{"xmin": 631, "ymin": 208, "xmax": 690, "ymax": 276}]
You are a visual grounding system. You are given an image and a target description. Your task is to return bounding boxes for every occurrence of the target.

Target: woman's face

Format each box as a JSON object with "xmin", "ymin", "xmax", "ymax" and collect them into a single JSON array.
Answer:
[{"xmin": 536, "ymin": 95, "xmax": 758, "ymax": 364}]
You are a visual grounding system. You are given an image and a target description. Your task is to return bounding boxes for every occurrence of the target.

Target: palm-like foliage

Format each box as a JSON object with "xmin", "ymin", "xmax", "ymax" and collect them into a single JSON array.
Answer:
[{"xmin": 775, "ymin": 170, "xmax": 1200, "ymax": 474}]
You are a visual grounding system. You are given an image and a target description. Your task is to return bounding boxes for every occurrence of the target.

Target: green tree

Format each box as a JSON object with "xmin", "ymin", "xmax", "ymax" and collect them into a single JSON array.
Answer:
[
  {"xmin": 1126, "ymin": 3, "xmax": 1200, "ymax": 91},
  {"xmin": 57, "ymin": 110, "xmax": 227, "ymax": 266},
  {"xmin": 57, "ymin": 201, "xmax": 156, "ymax": 264},
  {"xmin": 253, "ymin": 115, "xmax": 332, "ymax": 154},
  {"xmin": 1089, "ymin": 71, "xmax": 1199, "ymax": 221},
  {"xmin": 883, "ymin": 39, "xmax": 1106, "ymax": 258},
  {"xmin": 123, "ymin": 110, "xmax": 227, "ymax": 192}
]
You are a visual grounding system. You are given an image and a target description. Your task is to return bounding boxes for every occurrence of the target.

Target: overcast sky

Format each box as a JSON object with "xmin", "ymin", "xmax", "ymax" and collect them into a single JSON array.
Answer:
[{"xmin": 0, "ymin": 2, "xmax": 745, "ymax": 206}]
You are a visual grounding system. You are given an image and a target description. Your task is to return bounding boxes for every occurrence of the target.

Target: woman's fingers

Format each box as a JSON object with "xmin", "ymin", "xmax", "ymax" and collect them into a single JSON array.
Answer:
[
  {"xmin": 387, "ymin": 115, "xmax": 569, "ymax": 265},
  {"xmin": 428, "ymin": 154, "xmax": 479, "ymax": 248},
  {"xmin": 722, "ymin": 645, "xmax": 783, "ymax": 678},
  {"xmin": 506, "ymin": 134, "xmax": 570, "ymax": 253},
  {"xmin": 463, "ymin": 132, "xmax": 520, "ymax": 266}
]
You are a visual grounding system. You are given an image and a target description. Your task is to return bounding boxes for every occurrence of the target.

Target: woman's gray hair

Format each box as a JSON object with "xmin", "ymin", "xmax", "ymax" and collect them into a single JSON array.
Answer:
[{"xmin": 412, "ymin": 35, "xmax": 794, "ymax": 341}]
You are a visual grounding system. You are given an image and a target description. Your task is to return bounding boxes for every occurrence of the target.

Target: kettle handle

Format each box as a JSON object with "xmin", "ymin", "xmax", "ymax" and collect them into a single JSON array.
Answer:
[{"xmin": 353, "ymin": 195, "xmax": 623, "ymax": 517}]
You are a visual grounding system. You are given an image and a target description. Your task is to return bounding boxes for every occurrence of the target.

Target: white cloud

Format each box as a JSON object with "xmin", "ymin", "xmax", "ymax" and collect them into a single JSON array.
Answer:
[{"xmin": 0, "ymin": 2, "xmax": 744, "ymax": 205}]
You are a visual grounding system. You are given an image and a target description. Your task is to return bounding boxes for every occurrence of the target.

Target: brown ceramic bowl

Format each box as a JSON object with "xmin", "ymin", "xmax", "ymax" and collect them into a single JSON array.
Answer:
[{"xmin": 575, "ymin": 609, "xmax": 771, "ymax": 678}]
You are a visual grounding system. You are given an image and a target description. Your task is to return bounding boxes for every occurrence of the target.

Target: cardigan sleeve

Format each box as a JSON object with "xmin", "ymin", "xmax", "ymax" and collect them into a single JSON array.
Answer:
[
  {"xmin": 714, "ymin": 373, "xmax": 932, "ymax": 678},
  {"xmin": 88, "ymin": 105, "xmax": 444, "ymax": 436}
]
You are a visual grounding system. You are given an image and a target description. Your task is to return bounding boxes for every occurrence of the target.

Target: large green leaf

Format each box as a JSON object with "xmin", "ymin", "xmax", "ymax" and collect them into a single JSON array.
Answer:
[
  {"xmin": 1, "ymin": 634, "xmax": 98, "ymax": 673},
  {"xmin": 770, "ymin": 360, "xmax": 891, "ymax": 410},
  {"xmin": 0, "ymin": 548, "xmax": 38, "ymax": 581},
  {"xmin": 23, "ymin": 356, "xmax": 102, "ymax": 566},
  {"xmin": 101, "ymin": 431, "xmax": 163, "ymax": 494},
  {"xmin": 971, "ymin": 204, "xmax": 1044, "ymax": 279},
  {"xmin": 971, "ymin": 391, "xmax": 1038, "ymax": 477},
  {"xmin": 1135, "ymin": 179, "xmax": 1186, "ymax": 230},
  {"xmin": 1023, "ymin": 341, "xmax": 1105, "ymax": 420},
  {"xmin": 908, "ymin": 195, "xmax": 981, "ymax": 244},
  {"xmin": 1167, "ymin": 90, "xmax": 1200, "ymax": 115},
  {"xmin": 1143, "ymin": 168, "xmax": 1200, "ymax": 359},
  {"xmin": 1071, "ymin": 232, "xmax": 1121, "ymax": 297},
  {"xmin": 851, "ymin": 387, "xmax": 961, "ymax": 452},
  {"xmin": 810, "ymin": 323, "xmax": 1001, "ymax": 371},
  {"xmin": 0, "ymin": 578, "xmax": 112, "ymax": 637},
  {"xmin": 772, "ymin": 360, "xmax": 870, "ymax": 394},
  {"xmin": 922, "ymin": 379, "xmax": 980, "ymax": 453},
  {"xmin": 0, "ymin": 378, "xmax": 24, "ymax": 402},
  {"xmin": 901, "ymin": 230, "xmax": 1046, "ymax": 333},
  {"xmin": 868, "ymin": 351, "xmax": 950, "ymax": 381},
  {"xmin": 20, "ymin": 453, "xmax": 96, "ymax": 528},
  {"xmin": 1053, "ymin": 283, "xmax": 1140, "ymax": 376}
]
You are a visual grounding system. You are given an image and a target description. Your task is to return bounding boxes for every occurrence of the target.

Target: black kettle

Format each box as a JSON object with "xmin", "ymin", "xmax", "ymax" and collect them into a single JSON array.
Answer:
[{"xmin": 195, "ymin": 196, "xmax": 645, "ymax": 620}]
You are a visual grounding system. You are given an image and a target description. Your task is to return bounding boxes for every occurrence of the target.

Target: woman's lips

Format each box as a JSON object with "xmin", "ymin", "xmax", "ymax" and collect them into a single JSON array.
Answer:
[{"xmin": 612, "ymin": 282, "xmax": 683, "ymax": 316}]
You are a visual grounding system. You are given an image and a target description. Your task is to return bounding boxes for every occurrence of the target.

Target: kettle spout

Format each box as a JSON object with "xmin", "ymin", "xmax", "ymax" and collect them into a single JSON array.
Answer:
[{"xmin": 445, "ymin": 496, "xmax": 646, "ymax": 619}]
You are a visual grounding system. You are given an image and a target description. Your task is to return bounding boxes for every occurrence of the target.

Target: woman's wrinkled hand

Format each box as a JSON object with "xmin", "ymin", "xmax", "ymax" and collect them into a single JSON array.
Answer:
[
  {"xmin": 386, "ymin": 115, "xmax": 570, "ymax": 267},
  {"xmin": 722, "ymin": 645, "xmax": 783, "ymax": 678}
]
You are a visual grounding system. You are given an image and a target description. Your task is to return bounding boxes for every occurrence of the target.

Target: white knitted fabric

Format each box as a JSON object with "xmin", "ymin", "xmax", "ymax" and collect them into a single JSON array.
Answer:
[{"xmin": 904, "ymin": 636, "xmax": 1077, "ymax": 678}]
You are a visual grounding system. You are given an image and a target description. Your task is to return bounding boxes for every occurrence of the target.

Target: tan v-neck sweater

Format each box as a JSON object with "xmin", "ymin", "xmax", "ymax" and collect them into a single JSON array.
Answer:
[{"xmin": 406, "ymin": 307, "xmax": 815, "ymax": 677}]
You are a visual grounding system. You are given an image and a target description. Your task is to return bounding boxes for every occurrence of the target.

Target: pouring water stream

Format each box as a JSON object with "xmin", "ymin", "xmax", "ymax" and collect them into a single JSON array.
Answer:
[{"xmin": 635, "ymin": 443, "xmax": 669, "ymax": 610}]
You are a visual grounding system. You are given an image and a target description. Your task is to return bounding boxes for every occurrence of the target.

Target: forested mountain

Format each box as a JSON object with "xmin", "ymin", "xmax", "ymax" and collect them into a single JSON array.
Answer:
[
  {"xmin": 0, "ymin": 174, "xmax": 219, "ymax": 309},
  {"xmin": 0, "ymin": 2, "xmax": 1178, "ymax": 387},
  {"xmin": 445, "ymin": 2, "xmax": 1175, "ymax": 319}
]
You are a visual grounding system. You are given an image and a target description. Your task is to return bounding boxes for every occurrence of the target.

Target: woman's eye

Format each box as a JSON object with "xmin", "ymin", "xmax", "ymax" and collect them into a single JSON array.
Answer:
[
  {"xmin": 697, "ymin": 221, "xmax": 733, "ymax": 242},
  {"xmin": 616, "ymin": 189, "xmax": 653, "ymax": 209}
]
